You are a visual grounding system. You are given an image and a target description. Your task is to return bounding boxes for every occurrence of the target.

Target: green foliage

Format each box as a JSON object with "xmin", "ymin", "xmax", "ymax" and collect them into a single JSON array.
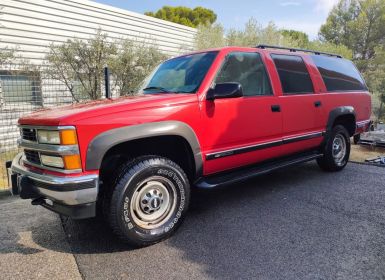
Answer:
[
  {"xmin": 195, "ymin": 18, "xmax": 300, "ymax": 50},
  {"xmin": 320, "ymin": 0, "xmax": 385, "ymax": 70},
  {"xmin": 45, "ymin": 29, "xmax": 167, "ymax": 100},
  {"xmin": 320, "ymin": 0, "xmax": 385, "ymax": 120},
  {"xmin": 109, "ymin": 40, "xmax": 168, "ymax": 95},
  {"xmin": 194, "ymin": 17, "xmax": 353, "ymax": 60},
  {"xmin": 281, "ymin": 29, "xmax": 310, "ymax": 47},
  {"xmin": 145, "ymin": 6, "xmax": 217, "ymax": 28},
  {"xmin": 0, "ymin": 48, "xmax": 15, "ymax": 65},
  {"xmin": 194, "ymin": 23, "xmax": 226, "ymax": 49},
  {"xmin": 307, "ymin": 40, "xmax": 353, "ymax": 59},
  {"xmin": 46, "ymin": 29, "xmax": 116, "ymax": 101}
]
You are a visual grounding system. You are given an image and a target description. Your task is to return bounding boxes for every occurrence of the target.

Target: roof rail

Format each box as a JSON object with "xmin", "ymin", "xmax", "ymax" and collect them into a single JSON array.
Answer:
[{"xmin": 256, "ymin": 44, "xmax": 343, "ymax": 58}]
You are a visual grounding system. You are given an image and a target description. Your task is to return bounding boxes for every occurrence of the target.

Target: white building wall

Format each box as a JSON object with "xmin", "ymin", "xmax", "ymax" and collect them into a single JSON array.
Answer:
[{"xmin": 0, "ymin": 0, "xmax": 197, "ymax": 63}]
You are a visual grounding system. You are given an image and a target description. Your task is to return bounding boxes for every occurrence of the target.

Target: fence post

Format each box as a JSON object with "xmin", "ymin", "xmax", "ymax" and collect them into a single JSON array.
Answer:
[{"xmin": 104, "ymin": 66, "xmax": 111, "ymax": 99}]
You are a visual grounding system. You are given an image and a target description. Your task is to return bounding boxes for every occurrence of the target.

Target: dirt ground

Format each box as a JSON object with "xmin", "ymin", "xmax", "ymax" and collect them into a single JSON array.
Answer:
[
  {"xmin": 0, "ymin": 150, "xmax": 18, "ymax": 190},
  {"xmin": 350, "ymin": 143, "xmax": 385, "ymax": 163}
]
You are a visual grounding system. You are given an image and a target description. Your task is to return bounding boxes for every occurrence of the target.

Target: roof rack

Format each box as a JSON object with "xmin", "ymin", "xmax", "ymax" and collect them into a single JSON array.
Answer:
[{"xmin": 256, "ymin": 44, "xmax": 343, "ymax": 58}]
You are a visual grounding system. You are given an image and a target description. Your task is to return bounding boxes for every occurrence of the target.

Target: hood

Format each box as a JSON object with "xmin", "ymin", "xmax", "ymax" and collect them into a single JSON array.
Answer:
[{"xmin": 19, "ymin": 93, "xmax": 197, "ymax": 126}]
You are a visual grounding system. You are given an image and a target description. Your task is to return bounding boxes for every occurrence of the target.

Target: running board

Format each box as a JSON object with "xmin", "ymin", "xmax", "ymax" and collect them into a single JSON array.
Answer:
[{"xmin": 195, "ymin": 152, "xmax": 323, "ymax": 189}]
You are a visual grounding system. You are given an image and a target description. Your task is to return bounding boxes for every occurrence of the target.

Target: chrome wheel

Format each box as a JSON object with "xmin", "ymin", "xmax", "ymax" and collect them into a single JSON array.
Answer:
[
  {"xmin": 332, "ymin": 134, "xmax": 346, "ymax": 166},
  {"xmin": 130, "ymin": 176, "xmax": 177, "ymax": 230}
]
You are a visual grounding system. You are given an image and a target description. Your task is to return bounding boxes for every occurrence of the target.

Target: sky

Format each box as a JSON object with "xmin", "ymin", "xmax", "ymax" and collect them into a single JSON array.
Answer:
[{"xmin": 93, "ymin": 0, "xmax": 339, "ymax": 39}]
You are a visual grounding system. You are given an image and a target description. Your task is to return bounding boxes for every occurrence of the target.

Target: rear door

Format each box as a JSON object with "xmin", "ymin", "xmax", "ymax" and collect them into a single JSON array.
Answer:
[{"xmin": 269, "ymin": 53, "xmax": 326, "ymax": 155}]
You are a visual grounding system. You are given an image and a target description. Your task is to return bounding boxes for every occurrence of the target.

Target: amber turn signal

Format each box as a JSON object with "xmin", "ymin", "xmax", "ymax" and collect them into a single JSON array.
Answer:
[
  {"xmin": 63, "ymin": 154, "xmax": 82, "ymax": 170},
  {"xmin": 60, "ymin": 130, "xmax": 78, "ymax": 145}
]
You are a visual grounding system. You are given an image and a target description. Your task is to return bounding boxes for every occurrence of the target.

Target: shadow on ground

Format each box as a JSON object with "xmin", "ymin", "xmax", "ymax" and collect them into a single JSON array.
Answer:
[{"xmin": 52, "ymin": 162, "xmax": 308, "ymax": 255}]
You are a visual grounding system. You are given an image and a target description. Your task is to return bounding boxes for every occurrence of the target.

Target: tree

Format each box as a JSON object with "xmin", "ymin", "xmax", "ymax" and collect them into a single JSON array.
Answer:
[
  {"xmin": 365, "ymin": 45, "xmax": 385, "ymax": 120},
  {"xmin": 194, "ymin": 23, "xmax": 226, "ymax": 49},
  {"xmin": 109, "ymin": 40, "xmax": 168, "ymax": 95},
  {"xmin": 0, "ymin": 48, "xmax": 15, "ymax": 66},
  {"xmin": 307, "ymin": 40, "xmax": 353, "ymax": 59},
  {"xmin": 145, "ymin": 6, "xmax": 217, "ymax": 28},
  {"xmin": 281, "ymin": 29, "xmax": 310, "ymax": 48},
  {"xmin": 320, "ymin": 0, "xmax": 385, "ymax": 121},
  {"xmin": 194, "ymin": 18, "xmax": 352, "ymax": 59},
  {"xmin": 195, "ymin": 18, "xmax": 300, "ymax": 50},
  {"xmin": 45, "ymin": 29, "xmax": 167, "ymax": 101},
  {"xmin": 319, "ymin": 0, "xmax": 385, "ymax": 70},
  {"xmin": 46, "ymin": 29, "xmax": 117, "ymax": 101}
]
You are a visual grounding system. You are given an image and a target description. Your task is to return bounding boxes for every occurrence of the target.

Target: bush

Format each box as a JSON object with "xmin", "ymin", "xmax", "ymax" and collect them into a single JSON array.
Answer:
[{"xmin": 45, "ymin": 29, "xmax": 167, "ymax": 100}]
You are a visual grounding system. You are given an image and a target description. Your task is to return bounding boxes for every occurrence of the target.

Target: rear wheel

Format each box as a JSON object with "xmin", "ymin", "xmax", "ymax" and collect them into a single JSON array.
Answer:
[
  {"xmin": 105, "ymin": 156, "xmax": 190, "ymax": 247},
  {"xmin": 317, "ymin": 125, "xmax": 350, "ymax": 172}
]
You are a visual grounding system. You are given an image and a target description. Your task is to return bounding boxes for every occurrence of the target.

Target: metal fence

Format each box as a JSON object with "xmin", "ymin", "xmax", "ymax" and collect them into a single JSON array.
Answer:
[{"xmin": 0, "ymin": 64, "xmax": 111, "ymax": 191}]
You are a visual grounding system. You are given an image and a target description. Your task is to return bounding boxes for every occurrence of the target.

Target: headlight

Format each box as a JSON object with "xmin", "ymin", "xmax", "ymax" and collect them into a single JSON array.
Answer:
[
  {"xmin": 40, "ymin": 154, "xmax": 82, "ymax": 170},
  {"xmin": 37, "ymin": 129, "xmax": 78, "ymax": 145},
  {"xmin": 37, "ymin": 130, "xmax": 60, "ymax": 144},
  {"xmin": 40, "ymin": 154, "xmax": 64, "ymax": 168}
]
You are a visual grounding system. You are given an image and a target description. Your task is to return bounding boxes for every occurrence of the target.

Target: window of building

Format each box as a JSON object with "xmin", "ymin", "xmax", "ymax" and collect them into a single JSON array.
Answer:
[
  {"xmin": 0, "ymin": 71, "xmax": 42, "ymax": 105},
  {"xmin": 271, "ymin": 54, "xmax": 314, "ymax": 94},
  {"xmin": 311, "ymin": 55, "xmax": 367, "ymax": 91},
  {"xmin": 215, "ymin": 52, "xmax": 272, "ymax": 96}
]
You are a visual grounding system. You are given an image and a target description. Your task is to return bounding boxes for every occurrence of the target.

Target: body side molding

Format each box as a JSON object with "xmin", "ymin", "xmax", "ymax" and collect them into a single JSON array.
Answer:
[
  {"xmin": 206, "ymin": 131, "xmax": 324, "ymax": 160},
  {"xmin": 85, "ymin": 121, "xmax": 203, "ymax": 176}
]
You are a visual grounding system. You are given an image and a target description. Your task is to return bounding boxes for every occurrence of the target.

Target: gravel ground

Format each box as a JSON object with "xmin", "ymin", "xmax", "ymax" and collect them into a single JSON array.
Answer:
[
  {"xmin": 1, "ymin": 162, "xmax": 385, "ymax": 280},
  {"xmin": 60, "ymin": 162, "xmax": 385, "ymax": 280}
]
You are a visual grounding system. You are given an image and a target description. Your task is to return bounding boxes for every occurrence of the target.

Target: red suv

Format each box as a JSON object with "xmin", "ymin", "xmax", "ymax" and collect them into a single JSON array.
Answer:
[{"xmin": 10, "ymin": 45, "xmax": 371, "ymax": 247}]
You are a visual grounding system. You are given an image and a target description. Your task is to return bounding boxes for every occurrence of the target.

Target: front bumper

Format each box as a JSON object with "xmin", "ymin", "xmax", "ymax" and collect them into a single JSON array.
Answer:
[{"xmin": 10, "ymin": 153, "xmax": 98, "ymax": 219}]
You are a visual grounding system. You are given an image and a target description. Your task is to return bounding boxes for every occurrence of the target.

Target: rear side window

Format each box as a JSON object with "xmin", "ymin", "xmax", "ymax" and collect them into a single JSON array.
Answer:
[
  {"xmin": 271, "ymin": 54, "xmax": 314, "ymax": 94},
  {"xmin": 311, "ymin": 55, "xmax": 367, "ymax": 91}
]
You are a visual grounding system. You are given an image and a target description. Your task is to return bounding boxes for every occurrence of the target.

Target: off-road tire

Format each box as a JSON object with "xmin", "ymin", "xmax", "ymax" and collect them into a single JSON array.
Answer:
[
  {"xmin": 317, "ymin": 125, "xmax": 350, "ymax": 172},
  {"xmin": 105, "ymin": 156, "xmax": 190, "ymax": 247}
]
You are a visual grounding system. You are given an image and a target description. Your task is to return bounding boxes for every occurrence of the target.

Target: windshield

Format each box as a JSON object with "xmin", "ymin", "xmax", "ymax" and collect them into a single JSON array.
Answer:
[{"xmin": 138, "ymin": 51, "xmax": 218, "ymax": 94}]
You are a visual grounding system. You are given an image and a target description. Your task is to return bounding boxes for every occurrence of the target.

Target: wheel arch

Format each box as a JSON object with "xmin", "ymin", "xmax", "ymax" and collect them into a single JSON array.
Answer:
[
  {"xmin": 326, "ymin": 106, "xmax": 356, "ymax": 137},
  {"xmin": 86, "ymin": 121, "xmax": 203, "ymax": 179}
]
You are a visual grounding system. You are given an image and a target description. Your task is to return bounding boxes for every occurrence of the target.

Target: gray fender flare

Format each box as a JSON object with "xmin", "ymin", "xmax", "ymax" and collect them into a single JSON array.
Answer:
[
  {"xmin": 322, "ymin": 106, "xmax": 356, "ymax": 147},
  {"xmin": 85, "ymin": 121, "xmax": 203, "ymax": 177}
]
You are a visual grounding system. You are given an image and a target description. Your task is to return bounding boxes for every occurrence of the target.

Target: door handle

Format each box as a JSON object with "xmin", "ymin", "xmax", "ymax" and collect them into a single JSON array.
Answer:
[
  {"xmin": 271, "ymin": 105, "xmax": 281, "ymax": 112},
  {"xmin": 314, "ymin": 101, "xmax": 322, "ymax": 107}
]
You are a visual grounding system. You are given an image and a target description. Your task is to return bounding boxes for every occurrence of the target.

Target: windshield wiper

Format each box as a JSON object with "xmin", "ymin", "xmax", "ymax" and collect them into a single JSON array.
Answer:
[{"xmin": 142, "ymin": 86, "xmax": 171, "ymax": 93}]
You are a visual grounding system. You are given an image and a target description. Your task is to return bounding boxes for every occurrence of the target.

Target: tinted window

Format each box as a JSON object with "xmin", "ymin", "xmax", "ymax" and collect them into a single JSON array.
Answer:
[
  {"xmin": 311, "ymin": 55, "xmax": 367, "ymax": 91},
  {"xmin": 215, "ymin": 52, "xmax": 272, "ymax": 96},
  {"xmin": 271, "ymin": 54, "xmax": 314, "ymax": 94}
]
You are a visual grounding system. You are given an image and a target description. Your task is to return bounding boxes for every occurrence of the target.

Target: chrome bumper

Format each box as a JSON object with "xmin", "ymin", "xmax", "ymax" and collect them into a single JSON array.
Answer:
[{"xmin": 11, "ymin": 153, "xmax": 99, "ymax": 207}]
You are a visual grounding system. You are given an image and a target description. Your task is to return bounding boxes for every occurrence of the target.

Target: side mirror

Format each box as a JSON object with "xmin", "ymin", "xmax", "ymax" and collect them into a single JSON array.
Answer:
[{"xmin": 206, "ymin": 82, "xmax": 243, "ymax": 100}]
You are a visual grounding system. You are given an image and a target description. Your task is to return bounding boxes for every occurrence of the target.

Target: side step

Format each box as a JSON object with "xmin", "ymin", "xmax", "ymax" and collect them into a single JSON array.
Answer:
[{"xmin": 195, "ymin": 151, "xmax": 323, "ymax": 189}]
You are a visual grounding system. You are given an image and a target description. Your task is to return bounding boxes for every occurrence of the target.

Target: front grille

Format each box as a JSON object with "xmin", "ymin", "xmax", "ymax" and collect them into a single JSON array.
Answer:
[
  {"xmin": 24, "ymin": 149, "xmax": 41, "ymax": 165},
  {"xmin": 21, "ymin": 128, "xmax": 37, "ymax": 142}
]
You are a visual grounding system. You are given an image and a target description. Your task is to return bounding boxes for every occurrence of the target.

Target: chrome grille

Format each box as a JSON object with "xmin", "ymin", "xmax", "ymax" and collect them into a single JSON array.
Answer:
[
  {"xmin": 24, "ymin": 149, "xmax": 41, "ymax": 165},
  {"xmin": 21, "ymin": 128, "xmax": 37, "ymax": 142}
]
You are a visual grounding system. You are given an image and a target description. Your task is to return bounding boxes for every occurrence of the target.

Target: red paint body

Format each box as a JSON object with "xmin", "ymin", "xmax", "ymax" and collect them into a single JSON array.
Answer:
[{"xmin": 19, "ymin": 47, "xmax": 372, "ymax": 177}]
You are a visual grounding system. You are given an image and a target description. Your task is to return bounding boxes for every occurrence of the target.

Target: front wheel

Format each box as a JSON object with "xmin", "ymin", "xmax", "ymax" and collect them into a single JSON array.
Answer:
[
  {"xmin": 317, "ymin": 125, "xmax": 350, "ymax": 172},
  {"xmin": 106, "ymin": 156, "xmax": 190, "ymax": 247}
]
